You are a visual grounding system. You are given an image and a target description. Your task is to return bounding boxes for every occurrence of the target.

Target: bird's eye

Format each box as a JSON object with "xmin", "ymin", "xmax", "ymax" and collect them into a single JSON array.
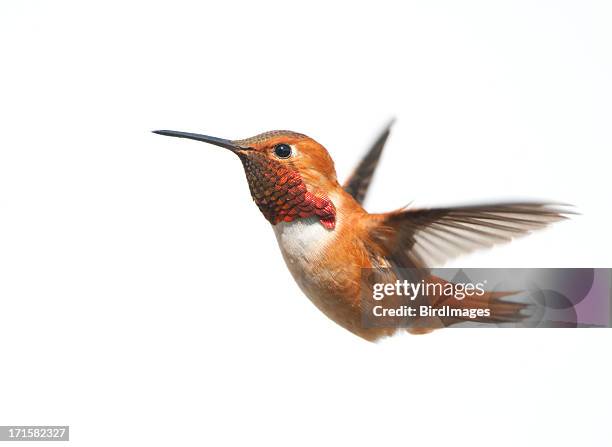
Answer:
[{"xmin": 273, "ymin": 143, "xmax": 292, "ymax": 159}]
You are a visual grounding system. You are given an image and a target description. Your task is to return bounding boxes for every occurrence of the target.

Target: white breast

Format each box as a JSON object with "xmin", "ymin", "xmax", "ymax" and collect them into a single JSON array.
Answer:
[
  {"xmin": 272, "ymin": 216, "xmax": 340, "ymax": 302},
  {"xmin": 273, "ymin": 217, "xmax": 336, "ymax": 267}
]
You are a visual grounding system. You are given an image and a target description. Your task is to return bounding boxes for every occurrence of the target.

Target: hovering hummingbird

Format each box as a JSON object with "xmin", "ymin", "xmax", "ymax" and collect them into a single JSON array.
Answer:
[{"xmin": 153, "ymin": 122, "xmax": 569, "ymax": 341}]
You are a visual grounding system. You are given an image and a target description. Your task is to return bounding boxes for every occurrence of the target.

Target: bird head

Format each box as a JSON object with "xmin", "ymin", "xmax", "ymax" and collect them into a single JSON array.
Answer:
[{"xmin": 153, "ymin": 129, "xmax": 339, "ymax": 229}]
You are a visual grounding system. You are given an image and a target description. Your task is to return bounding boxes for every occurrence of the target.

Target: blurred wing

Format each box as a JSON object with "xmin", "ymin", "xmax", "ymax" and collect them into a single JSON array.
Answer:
[
  {"xmin": 374, "ymin": 202, "xmax": 572, "ymax": 268},
  {"xmin": 343, "ymin": 119, "xmax": 395, "ymax": 205}
]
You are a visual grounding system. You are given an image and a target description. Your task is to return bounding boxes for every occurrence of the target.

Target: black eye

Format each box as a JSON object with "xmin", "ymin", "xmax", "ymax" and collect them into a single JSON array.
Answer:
[{"xmin": 274, "ymin": 143, "xmax": 292, "ymax": 159}]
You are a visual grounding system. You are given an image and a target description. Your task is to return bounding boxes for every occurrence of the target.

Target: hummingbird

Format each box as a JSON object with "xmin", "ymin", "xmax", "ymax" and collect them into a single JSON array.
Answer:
[{"xmin": 153, "ymin": 122, "xmax": 569, "ymax": 341}]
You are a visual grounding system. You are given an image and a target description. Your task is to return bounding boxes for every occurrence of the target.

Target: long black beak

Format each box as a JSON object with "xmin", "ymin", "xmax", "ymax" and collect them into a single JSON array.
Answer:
[{"xmin": 152, "ymin": 130, "xmax": 244, "ymax": 152}]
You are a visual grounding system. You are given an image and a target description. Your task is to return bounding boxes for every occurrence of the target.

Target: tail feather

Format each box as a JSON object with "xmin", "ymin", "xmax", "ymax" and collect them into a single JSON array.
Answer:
[{"xmin": 407, "ymin": 275, "xmax": 528, "ymax": 333}]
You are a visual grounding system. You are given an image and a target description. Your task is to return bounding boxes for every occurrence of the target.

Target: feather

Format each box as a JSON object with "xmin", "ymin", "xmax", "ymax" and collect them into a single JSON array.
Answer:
[
  {"xmin": 342, "ymin": 119, "xmax": 395, "ymax": 205},
  {"xmin": 371, "ymin": 202, "xmax": 574, "ymax": 268}
]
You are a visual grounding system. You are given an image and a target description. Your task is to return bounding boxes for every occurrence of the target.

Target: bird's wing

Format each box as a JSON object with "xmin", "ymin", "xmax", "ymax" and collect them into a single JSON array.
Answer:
[
  {"xmin": 371, "ymin": 202, "xmax": 571, "ymax": 268},
  {"xmin": 342, "ymin": 119, "xmax": 395, "ymax": 205}
]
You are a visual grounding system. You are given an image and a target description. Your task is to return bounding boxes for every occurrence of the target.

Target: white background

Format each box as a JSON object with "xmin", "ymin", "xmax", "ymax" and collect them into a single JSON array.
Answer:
[{"xmin": 1, "ymin": 1, "xmax": 611, "ymax": 446}]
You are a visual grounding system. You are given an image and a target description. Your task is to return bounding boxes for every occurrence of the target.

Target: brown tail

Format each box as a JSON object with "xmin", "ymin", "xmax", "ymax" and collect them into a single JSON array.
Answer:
[{"xmin": 407, "ymin": 275, "xmax": 528, "ymax": 334}]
